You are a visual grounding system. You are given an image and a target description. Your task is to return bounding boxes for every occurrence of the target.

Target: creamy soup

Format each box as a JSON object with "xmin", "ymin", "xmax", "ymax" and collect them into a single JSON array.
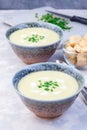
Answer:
[
  {"xmin": 18, "ymin": 71, "xmax": 79, "ymax": 100},
  {"xmin": 9, "ymin": 27, "xmax": 60, "ymax": 46}
]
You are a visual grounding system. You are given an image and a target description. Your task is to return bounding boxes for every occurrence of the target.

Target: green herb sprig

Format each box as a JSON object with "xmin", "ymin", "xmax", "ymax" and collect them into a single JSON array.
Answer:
[
  {"xmin": 25, "ymin": 34, "xmax": 45, "ymax": 43},
  {"xmin": 35, "ymin": 13, "xmax": 72, "ymax": 31},
  {"xmin": 38, "ymin": 80, "xmax": 59, "ymax": 92}
]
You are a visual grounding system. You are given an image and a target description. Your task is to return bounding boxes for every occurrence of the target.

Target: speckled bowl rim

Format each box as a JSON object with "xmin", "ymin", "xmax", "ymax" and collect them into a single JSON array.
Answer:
[
  {"xmin": 6, "ymin": 21, "xmax": 63, "ymax": 48},
  {"xmin": 12, "ymin": 62, "xmax": 85, "ymax": 103}
]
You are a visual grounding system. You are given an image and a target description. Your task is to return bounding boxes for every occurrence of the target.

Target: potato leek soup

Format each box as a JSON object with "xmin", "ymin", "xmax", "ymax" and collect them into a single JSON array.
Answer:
[
  {"xmin": 9, "ymin": 27, "xmax": 60, "ymax": 46},
  {"xmin": 18, "ymin": 71, "xmax": 79, "ymax": 100}
]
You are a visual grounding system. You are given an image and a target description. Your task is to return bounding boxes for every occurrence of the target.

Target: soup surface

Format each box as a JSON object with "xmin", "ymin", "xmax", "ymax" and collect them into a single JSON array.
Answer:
[
  {"xmin": 9, "ymin": 27, "xmax": 60, "ymax": 46},
  {"xmin": 18, "ymin": 71, "xmax": 79, "ymax": 100}
]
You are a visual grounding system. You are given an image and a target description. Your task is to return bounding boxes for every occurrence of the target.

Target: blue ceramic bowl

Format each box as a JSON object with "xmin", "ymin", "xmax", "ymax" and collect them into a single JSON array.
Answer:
[
  {"xmin": 6, "ymin": 22, "xmax": 63, "ymax": 64},
  {"xmin": 13, "ymin": 62, "xmax": 84, "ymax": 118}
]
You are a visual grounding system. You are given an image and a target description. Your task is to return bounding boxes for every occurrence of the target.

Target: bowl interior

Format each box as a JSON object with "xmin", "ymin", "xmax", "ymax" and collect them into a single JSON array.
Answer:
[
  {"xmin": 6, "ymin": 22, "xmax": 63, "ymax": 45},
  {"xmin": 13, "ymin": 62, "xmax": 84, "ymax": 100}
]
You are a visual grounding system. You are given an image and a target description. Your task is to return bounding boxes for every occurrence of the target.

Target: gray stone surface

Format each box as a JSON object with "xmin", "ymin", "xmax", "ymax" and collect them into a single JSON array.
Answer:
[{"xmin": 0, "ymin": 0, "xmax": 87, "ymax": 9}]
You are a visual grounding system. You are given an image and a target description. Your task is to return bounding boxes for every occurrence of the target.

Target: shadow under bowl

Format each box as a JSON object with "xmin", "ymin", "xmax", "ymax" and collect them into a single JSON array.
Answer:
[
  {"xmin": 12, "ymin": 62, "xmax": 84, "ymax": 118},
  {"xmin": 6, "ymin": 22, "xmax": 63, "ymax": 64}
]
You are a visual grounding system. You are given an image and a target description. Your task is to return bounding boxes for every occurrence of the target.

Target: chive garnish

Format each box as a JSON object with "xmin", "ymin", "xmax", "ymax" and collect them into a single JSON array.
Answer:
[
  {"xmin": 35, "ymin": 13, "xmax": 72, "ymax": 31},
  {"xmin": 38, "ymin": 80, "xmax": 59, "ymax": 92},
  {"xmin": 24, "ymin": 34, "xmax": 45, "ymax": 43}
]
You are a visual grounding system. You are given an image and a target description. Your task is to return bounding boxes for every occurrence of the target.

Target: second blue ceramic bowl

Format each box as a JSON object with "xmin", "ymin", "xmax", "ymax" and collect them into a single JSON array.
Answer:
[{"xmin": 13, "ymin": 62, "xmax": 84, "ymax": 118}]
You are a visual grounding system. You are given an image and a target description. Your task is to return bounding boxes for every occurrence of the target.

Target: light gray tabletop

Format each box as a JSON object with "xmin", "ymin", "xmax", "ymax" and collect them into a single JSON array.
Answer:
[{"xmin": 0, "ymin": 6, "xmax": 87, "ymax": 130}]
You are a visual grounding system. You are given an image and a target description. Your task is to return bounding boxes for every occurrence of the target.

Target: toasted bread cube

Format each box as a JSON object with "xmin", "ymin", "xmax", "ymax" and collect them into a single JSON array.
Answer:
[
  {"xmin": 79, "ymin": 39, "xmax": 87, "ymax": 47},
  {"xmin": 83, "ymin": 34, "xmax": 87, "ymax": 40},
  {"xmin": 67, "ymin": 57, "xmax": 77, "ymax": 64},
  {"xmin": 69, "ymin": 42, "xmax": 76, "ymax": 47},
  {"xmin": 76, "ymin": 53, "xmax": 87, "ymax": 66},
  {"xmin": 69, "ymin": 35, "xmax": 81, "ymax": 44},
  {"xmin": 74, "ymin": 44, "xmax": 81, "ymax": 53},
  {"xmin": 65, "ymin": 46, "xmax": 75, "ymax": 52},
  {"xmin": 65, "ymin": 51, "xmax": 77, "ymax": 64},
  {"xmin": 65, "ymin": 41, "xmax": 76, "ymax": 48},
  {"xmin": 81, "ymin": 47, "xmax": 87, "ymax": 53},
  {"xmin": 84, "ymin": 53, "xmax": 87, "ymax": 57},
  {"xmin": 65, "ymin": 52, "xmax": 77, "ymax": 59},
  {"xmin": 65, "ymin": 41, "xmax": 71, "ymax": 48}
]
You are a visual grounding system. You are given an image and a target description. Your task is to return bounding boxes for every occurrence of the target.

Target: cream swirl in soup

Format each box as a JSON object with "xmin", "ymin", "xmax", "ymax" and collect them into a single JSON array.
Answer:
[
  {"xmin": 9, "ymin": 27, "xmax": 60, "ymax": 46},
  {"xmin": 18, "ymin": 71, "xmax": 79, "ymax": 100}
]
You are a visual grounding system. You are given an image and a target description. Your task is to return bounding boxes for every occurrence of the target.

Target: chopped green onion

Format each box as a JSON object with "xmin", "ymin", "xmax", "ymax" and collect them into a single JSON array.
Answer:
[
  {"xmin": 35, "ymin": 13, "xmax": 72, "ymax": 31},
  {"xmin": 24, "ymin": 34, "xmax": 45, "ymax": 43},
  {"xmin": 38, "ymin": 80, "xmax": 59, "ymax": 92}
]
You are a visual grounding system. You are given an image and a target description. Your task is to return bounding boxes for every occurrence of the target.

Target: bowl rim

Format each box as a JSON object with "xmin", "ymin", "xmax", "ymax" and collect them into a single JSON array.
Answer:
[
  {"xmin": 12, "ymin": 62, "xmax": 85, "ymax": 103},
  {"xmin": 6, "ymin": 21, "xmax": 63, "ymax": 48}
]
